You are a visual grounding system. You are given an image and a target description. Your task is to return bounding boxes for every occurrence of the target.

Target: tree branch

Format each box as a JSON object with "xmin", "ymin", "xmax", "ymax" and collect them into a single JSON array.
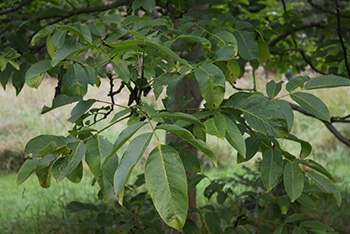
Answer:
[
  {"xmin": 335, "ymin": 0, "xmax": 350, "ymax": 78},
  {"xmin": 268, "ymin": 22, "xmax": 327, "ymax": 48},
  {"xmin": 306, "ymin": 0, "xmax": 350, "ymax": 19},
  {"xmin": 289, "ymin": 102, "xmax": 350, "ymax": 147},
  {"xmin": 0, "ymin": 0, "xmax": 32, "ymax": 16},
  {"xmin": 0, "ymin": 0, "xmax": 131, "ymax": 23},
  {"xmin": 37, "ymin": 0, "xmax": 131, "ymax": 22},
  {"xmin": 276, "ymin": 1, "xmax": 327, "ymax": 75}
]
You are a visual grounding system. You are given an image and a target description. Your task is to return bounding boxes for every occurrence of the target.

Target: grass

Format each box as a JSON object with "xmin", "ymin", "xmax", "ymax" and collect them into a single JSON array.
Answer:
[
  {"xmin": 0, "ymin": 173, "xmax": 98, "ymax": 234},
  {"xmin": 1, "ymin": 76, "xmax": 350, "ymax": 232}
]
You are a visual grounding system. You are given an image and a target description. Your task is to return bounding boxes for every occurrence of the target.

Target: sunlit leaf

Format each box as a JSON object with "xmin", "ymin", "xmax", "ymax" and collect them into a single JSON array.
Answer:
[{"xmin": 145, "ymin": 144, "xmax": 188, "ymax": 231}]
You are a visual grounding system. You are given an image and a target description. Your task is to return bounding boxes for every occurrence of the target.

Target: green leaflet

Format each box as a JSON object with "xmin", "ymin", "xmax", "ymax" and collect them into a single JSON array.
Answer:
[
  {"xmin": 174, "ymin": 35, "xmax": 211, "ymax": 50},
  {"xmin": 141, "ymin": 0, "xmax": 156, "ymax": 12},
  {"xmin": 145, "ymin": 144, "xmax": 188, "ymax": 231},
  {"xmin": 150, "ymin": 111, "xmax": 204, "ymax": 127},
  {"xmin": 68, "ymin": 99, "xmax": 96, "ymax": 123},
  {"xmin": 52, "ymin": 29, "xmax": 67, "ymax": 50},
  {"xmin": 261, "ymin": 149, "xmax": 283, "ymax": 191},
  {"xmin": 300, "ymin": 221, "xmax": 335, "ymax": 232},
  {"xmin": 112, "ymin": 60, "xmax": 131, "ymax": 83},
  {"xmin": 283, "ymin": 162, "xmax": 304, "ymax": 202},
  {"xmin": 17, "ymin": 159, "xmax": 38, "ymax": 185},
  {"xmin": 133, "ymin": 17, "xmax": 167, "ymax": 30},
  {"xmin": 80, "ymin": 24, "xmax": 92, "ymax": 43},
  {"xmin": 224, "ymin": 114, "xmax": 246, "ymax": 157},
  {"xmin": 146, "ymin": 39, "xmax": 191, "ymax": 67},
  {"xmin": 257, "ymin": 35, "xmax": 270, "ymax": 63},
  {"xmin": 216, "ymin": 60, "xmax": 241, "ymax": 84},
  {"xmin": 285, "ymin": 134, "xmax": 312, "ymax": 158},
  {"xmin": 61, "ymin": 64, "xmax": 89, "ymax": 96},
  {"xmin": 86, "ymin": 135, "xmax": 118, "ymax": 201},
  {"xmin": 297, "ymin": 159, "xmax": 333, "ymax": 179},
  {"xmin": 266, "ymin": 80, "xmax": 283, "ymax": 98},
  {"xmin": 305, "ymin": 74, "xmax": 350, "ymax": 90},
  {"xmin": 114, "ymin": 133, "xmax": 152, "ymax": 204},
  {"xmin": 231, "ymin": 93, "xmax": 289, "ymax": 137},
  {"xmin": 25, "ymin": 135, "xmax": 67, "ymax": 159},
  {"xmin": 233, "ymin": 31, "xmax": 258, "ymax": 61},
  {"xmin": 53, "ymin": 139, "xmax": 86, "ymax": 182},
  {"xmin": 194, "ymin": 64, "xmax": 226, "ymax": 110},
  {"xmin": 31, "ymin": 25, "xmax": 56, "ymax": 45},
  {"xmin": 41, "ymin": 94, "xmax": 82, "ymax": 114},
  {"xmin": 36, "ymin": 154, "xmax": 58, "ymax": 188},
  {"xmin": 214, "ymin": 31, "xmax": 238, "ymax": 53},
  {"xmin": 66, "ymin": 161, "xmax": 83, "ymax": 183},
  {"xmin": 25, "ymin": 60, "xmax": 52, "ymax": 88},
  {"xmin": 273, "ymin": 100, "xmax": 294, "ymax": 133},
  {"xmin": 290, "ymin": 92, "xmax": 330, "ymax": 121},
  {"xmin": 204, "ymin": 114, "xmax": 226, "ymax": 139},
  {"xmin": 237, "ymin": 137, "xmax": 261, "ymax": 163},
  {"xmin": 51, "ymin": 43, "xmax": 85, "ymax": 67},
  {"xmin": 215, "ymin": 46, "xmax": 236, "ymax": 61},
  {"xmin": 156, "ymin": 124, "xmax": 217, "ymax": 165},
  {"xmin": 286, "ymin": 76, "xmax": 310, "ymax": 92},
  {"xmin": 105, "ymin": 121, "xmax": 147, "ymax": 165},
  {"xmin": 306, "ymin": 171, "xmax": 341, "ymax": 206}
]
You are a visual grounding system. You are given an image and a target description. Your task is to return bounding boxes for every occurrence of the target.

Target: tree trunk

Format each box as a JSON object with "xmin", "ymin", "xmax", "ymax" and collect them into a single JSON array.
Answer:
[{"xmin": 164, "ymin": 77, "xmax": 203, "ymax": 233}]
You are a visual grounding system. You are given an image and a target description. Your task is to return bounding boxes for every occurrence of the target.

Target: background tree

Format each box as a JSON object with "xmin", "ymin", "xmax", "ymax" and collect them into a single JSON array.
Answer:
[{"xmin": 1, "ymin": 0, "xmax": 350, "ymax": 232}]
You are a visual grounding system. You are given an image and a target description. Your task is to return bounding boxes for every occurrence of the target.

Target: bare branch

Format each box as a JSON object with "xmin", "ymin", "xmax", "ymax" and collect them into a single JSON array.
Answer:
[
  {"xmin": 276, "ymin": 1, "xmax": 327, "ymax": 75},
  {"xmin": 289, "ymin": 102, "xmax": 350, "ymax": 147},
  {"xmin": 0, "ymin": 0, "xmax": 32, "ymax": 16},
  {"xmin": 335, "ymin": 0, "xmax": 350, "ymax": 78},
  {"xmin": 306, "ymin": 0, "xmax": 350, "ymax": 19},
  {"xmin": 268, "ymin": 23, "xmax": 327, "ymax": 48},
  {"xmin": 0, "ymin": 0, "xmax": 131, "ymax": 23}
]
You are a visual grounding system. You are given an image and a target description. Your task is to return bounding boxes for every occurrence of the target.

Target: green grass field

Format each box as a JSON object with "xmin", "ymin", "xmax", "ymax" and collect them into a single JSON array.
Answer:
[{"xmin": 1, "ymin": 77, "xmax": 350, "ymax": 233}]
